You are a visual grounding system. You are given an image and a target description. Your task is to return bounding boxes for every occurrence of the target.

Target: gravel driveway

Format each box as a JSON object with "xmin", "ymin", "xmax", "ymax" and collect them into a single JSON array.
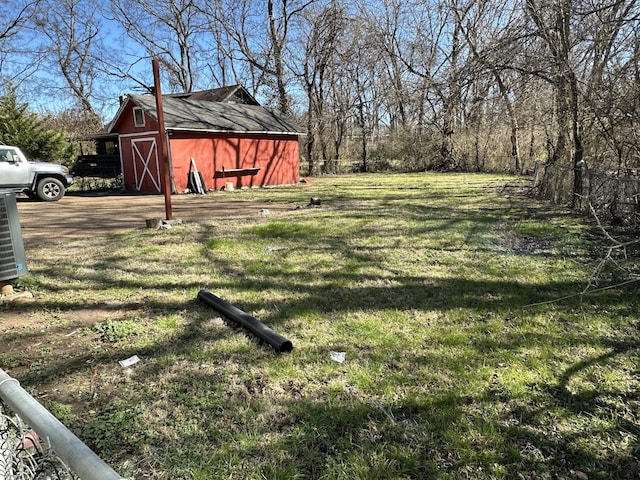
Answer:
[{"xmin": 16, "ymin": 192, "xmax": 290, "ymax": 246}]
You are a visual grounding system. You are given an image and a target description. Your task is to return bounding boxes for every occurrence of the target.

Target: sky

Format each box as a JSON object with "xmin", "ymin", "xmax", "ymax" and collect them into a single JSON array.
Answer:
[{"xmin": 10, "ymin": 9, "xmax": 156, "ymax": 122}]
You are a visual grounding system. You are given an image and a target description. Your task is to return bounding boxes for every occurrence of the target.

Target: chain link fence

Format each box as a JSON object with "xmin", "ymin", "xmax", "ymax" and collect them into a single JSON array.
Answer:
[
  {"xmin": 534, "ymin": 162, "xmax": 640, "ymax": 227},
  {"xmin": 579, "ymin": 169, "xmax": 640, "ymax": 227},
  {"xmin": 0, "ymin": 403, "xmax": 77, "ymax": 479},
  {"xmin": 0, "ymin": 369, "xmax": 125, "ymax": 480}
]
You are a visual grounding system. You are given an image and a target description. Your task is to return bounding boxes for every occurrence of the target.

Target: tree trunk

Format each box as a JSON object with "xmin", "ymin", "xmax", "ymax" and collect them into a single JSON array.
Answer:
[
  {"xmin": 268, "ymin": 0, "xmax": 290, "ymax": 114},
  {"xmin": 527, "ymin": 0, "xmax": 583, "ymax": 205}
]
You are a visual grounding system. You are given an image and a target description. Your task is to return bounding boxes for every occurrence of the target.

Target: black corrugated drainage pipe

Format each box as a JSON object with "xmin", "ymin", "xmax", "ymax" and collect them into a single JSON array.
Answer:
[{"xmin": 197, "ymin": 289, "xmax": 293, "ymax": 354}]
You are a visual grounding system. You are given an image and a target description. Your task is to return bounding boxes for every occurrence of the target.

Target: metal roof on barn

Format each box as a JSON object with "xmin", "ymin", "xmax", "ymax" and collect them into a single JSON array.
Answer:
[{"xmin": 109, "ymin": 92, "xmax": 302, "ymax": 135}]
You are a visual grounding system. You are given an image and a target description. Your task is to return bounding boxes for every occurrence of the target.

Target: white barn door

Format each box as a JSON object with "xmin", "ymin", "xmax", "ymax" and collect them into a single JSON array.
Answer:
[{"xmin": 131, "ymin": 138, "xmax": 161, "ymax": 192}]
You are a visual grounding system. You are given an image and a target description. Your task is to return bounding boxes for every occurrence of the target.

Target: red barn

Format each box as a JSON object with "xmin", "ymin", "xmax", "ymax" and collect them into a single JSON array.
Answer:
[{"xmin": 107, "ymin": 86, "xmax": 302, "ymax": 193}]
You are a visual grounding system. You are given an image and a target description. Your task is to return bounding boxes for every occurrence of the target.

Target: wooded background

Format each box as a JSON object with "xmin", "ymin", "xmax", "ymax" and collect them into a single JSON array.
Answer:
[{"xmin": 2, "ymin": 0, "xmax": 640, "ymax": 216}]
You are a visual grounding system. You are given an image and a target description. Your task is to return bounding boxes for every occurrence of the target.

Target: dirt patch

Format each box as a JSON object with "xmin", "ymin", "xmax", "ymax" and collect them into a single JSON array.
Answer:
[{"xmin": 16, "ymin": 191, "xmax": 293, "ymax": 247}]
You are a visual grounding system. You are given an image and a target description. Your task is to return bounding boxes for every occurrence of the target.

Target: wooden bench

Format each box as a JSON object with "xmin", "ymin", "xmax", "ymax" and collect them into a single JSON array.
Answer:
[{"xmin": 214, "ymin": 167, "xmax": 261, "ymax": 178}]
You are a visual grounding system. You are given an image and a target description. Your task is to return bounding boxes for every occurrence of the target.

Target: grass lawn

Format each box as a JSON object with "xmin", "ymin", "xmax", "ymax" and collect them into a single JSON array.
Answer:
[{"xmin": 1, "ymin": 172, "xmax": 639, "ymax": 479}]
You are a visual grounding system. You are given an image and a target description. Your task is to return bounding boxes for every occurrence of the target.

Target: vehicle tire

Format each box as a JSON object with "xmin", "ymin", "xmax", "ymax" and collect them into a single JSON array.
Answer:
[{"xmin": 36, "ymin": 177, "xmax": 65, "ymax": 201}]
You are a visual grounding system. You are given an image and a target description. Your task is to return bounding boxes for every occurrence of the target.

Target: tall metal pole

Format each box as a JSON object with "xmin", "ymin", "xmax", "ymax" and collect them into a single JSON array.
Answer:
[{"xmin": 153, "ymin": 58, "xmax": 173, "ymax": 220}]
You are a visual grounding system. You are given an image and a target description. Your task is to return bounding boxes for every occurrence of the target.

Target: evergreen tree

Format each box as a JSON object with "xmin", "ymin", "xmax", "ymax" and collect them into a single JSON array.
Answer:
[{"xmin": 0, "ymin": 86, "xmax": 75, "ymax": 164}]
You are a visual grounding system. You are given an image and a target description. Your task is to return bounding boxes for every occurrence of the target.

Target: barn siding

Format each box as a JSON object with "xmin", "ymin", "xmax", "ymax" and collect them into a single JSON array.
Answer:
[
  {"xmin": 169, "ymin": 133, "xmax": 299, "ymax": 192},
  {"xmin": 170, "ymin": 137, "xmax": 215, "ymax": 192},
  {"xmin": 115, "ymin": 99, "xmax": 300, "ymax": 193}
]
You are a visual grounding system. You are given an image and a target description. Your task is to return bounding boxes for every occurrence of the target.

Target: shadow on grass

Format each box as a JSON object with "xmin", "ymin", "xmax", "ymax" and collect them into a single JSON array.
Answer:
[
  {"xmin": 493, "ymin": 339, "xmax": 640, "ymax": 479},
  {"xmin": 2, "ymin": 173, "xmax": 637, "ymax": 478},
  {"xmin": 3, "ymin": 245, "xmax": 634, "ymax": 386},
  {"xmin": 114, "ymin": 344, "xmax": 640, "ymax": 479},
  {"xmin": 3, "ymin": 282, "xmax": 639, "ymax": 478}
]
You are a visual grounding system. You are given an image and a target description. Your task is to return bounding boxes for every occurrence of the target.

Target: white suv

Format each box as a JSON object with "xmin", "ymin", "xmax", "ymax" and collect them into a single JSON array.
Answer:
[{"xmin": 0, "ymin": 145, "xmax": 73, "ymax": 201}]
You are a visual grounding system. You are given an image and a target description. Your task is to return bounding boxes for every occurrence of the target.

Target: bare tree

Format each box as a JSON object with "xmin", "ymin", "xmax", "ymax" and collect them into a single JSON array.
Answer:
[
  {"xmin": 520, "ymin": 0, "xmax": 640, "ymax": 205},
  {"xmin": 295, "ymin": 2, "xmax": 385, "ymax": 173},
  {"xmin": 523, "ymin": 0, "xmax": 583, "ymax": 204},
  {"xmin": 110, "ymin": 0, "xmax": 207, "ymax": 92},
  {"xmin": 359, "ymin": 0, "xmax": 410, "ymax": 130},
  {"xmin": 198, "ymin": 0, "xmax": 239, "ymax": 87},
  {"xmin": 213, "ymin": 0, "xmax": 316, "ymax": 113},
  {"xmin": 579, "ymin": 0, "xmax": 640, "ymax": 173},
  {"xmin": 0, "ymin": 0, "xmax": 42, "ymax": 87},
  {"xmin": 294, "ymin": 1, "xmax": 347, "ymax": 174},
  {"xmin": 350, "ymin": 49, "xmax": 381, "ymax": 172},
  {"xmin": 344, "ymin": 12, "xmax": 393, "ymax": 172},
  {"xmin": 452, "ymin": 0, "xmax": 524, "ymax": 172},
  {"xmin": 34, "ymin": 0, "xmax": 103, "ymax": 115},
  {"xmin": 389, "ymin": 0, "xmax": 469, "ymax": 169}
]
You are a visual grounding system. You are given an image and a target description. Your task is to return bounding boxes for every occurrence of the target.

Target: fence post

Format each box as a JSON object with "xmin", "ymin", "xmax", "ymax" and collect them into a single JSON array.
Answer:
[
  {"xmin": 532, "ymin": 161, "xmax": 541, "ymax": 187},
  {"xmin": 0, "ymin": 368, "xmax": 125, "ymax": 480}
]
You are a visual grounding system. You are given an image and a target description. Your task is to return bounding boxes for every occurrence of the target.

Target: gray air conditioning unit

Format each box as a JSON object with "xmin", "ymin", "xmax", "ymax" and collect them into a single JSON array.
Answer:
[{"xmin": 0, "ymin": 193, "xmax": 28, "ymax": 282}]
